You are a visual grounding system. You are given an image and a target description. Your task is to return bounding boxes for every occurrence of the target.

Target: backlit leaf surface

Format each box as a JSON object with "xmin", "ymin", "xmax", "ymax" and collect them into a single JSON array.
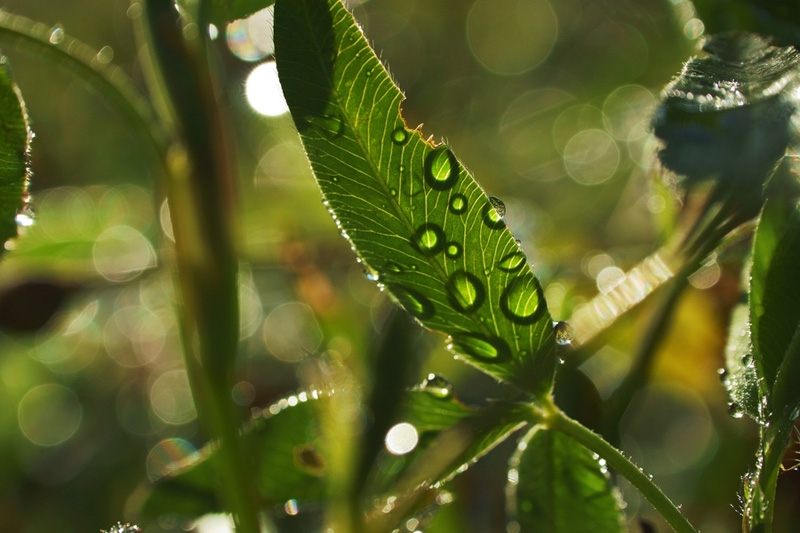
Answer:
[{"xmin": 274, "ymin": 0, "xmax": 555, "ymax": 395}]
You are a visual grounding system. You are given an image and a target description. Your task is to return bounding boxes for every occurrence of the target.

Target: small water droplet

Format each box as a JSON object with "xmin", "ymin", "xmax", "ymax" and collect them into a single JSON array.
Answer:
[
  {"xmin": 717, "ymin": 367, "xmax": 728, "ymax": 380},
  {"xmin": 742, "ymin": 353, "xmax": 754, "ymax": 368},
  {"xmin": 390, "ymin": 188, "xmax": 398, "ymax": 196},
  {"xmin": 424, "ymin": 145, "xmax": 458, "ymax": 190},
  {"xmin": 410, "ymin": 223, "xmax": 445, "ymax": 256},
  {"xmin": 363, "ymin": 266, "xmax": 380, "ymax": 282},
  {"xmin": 482, "ymin": 201, "xmax": 505, "ymax": 229},
  {"xmin": 388, "ymin": 285, "xmax": 435, "ymax": 320},
  {"xmin": 489, "ymin": 196, "xmax": 506, "ymax": 218},
  {"xmin": 366, "ymin": 67, "xmax": 373, "ymax": 76},
  {"xmin": 554, "ymin": 321, "xmax": 574, "ymax": 345},
  {"xmin": 448, "ymin": 333, "xmax": 511, "ymax": 362},
  {"xmin": 446, "ymin": 270, "xmax": 485, "ymax": 313},
  {"xmin": 500, "ymin": 275, "xmax": 543, "ymax": 325},
  {"xmin": 449, "ymin": 193, "xmax": 468, "ymax": 214},
  {"xmin": 384, "ymin": 262, "xmax": 404, "ymax": 274},
  {"xmin": 728, "ymin": 402, "xmax": 744, "ymax": 419},
  {"xmin": 421, "ymin": 373, "xmax": 453, "ymax": 399},
  {"xmin": 445, "ymin": 242, "xmax": 463, "ymax": 259},
  {"xmin": 309, "ymin": 110, "xmax": 345, "ymax": 139},
  {"xmin": 94, "ymin": 45, "xmax": 114, "ymax": 64},
  {"xmin": 497, "ymin": 251, "xmax": 526, "ymax": 273},
  {"xmin": 48, "ymin": 24, "xmax": 65, "ymax": 45},
  {"xmin": 391, "ymin": 126, "xmax": 409, "ymax": 145},
  {"xmin": 15, "ymin": 205, "xmax": 35, "ymax": 229}
]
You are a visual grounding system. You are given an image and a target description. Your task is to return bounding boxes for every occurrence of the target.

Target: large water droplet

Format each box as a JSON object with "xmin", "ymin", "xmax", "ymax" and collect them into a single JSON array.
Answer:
[
  {"xmin": 445, "ymin": 242, "xmax": 463, "ymax": 259},
  {"xmin": 410, "ymin": 223, "xmax": 445, "ymax": 256},
  {"xmin": 500, "ymin": 275, "xmax": 543, "ymax": 324},
  {"xmin": 497, "ymin": 251, "xmax": 526, "ymax": 273},
  {"xmin": 424, "ymin": 145, "xmax": 459, "ymax": 190},
  {"xmin": 449, "ymin": 193, "xmax": 468, "ymax": 214},
  {"xmin": 446, "ymin": 270, "xmax": 485, "ymax": 314},
  {"xmin": 448, "ymin": 333, "xmax": 511, "ymax": 363},
  {"xmin": 421, "ymin": 373, "xmax": 453, "ymax": 399},
  {"xmin": 48, "ymin": 24, "xmax": 65, "ymax": 45},
  {"xmin": 742, "ymin": 353, "xmax": 755, "ymax": 368},
  {"xmin": 482, "ymin": 201, "xmax": 505, "ymax": 229},
  {"xmin": 554, "ymin": 321, "xmax": 574, "ymax": 345},
  {"xmin": 388, "ymin": 285, "xmax": 435, "ymax": 320},
  {"xmin": 489, "ymin": 196, "xmax": 506, "ymax": 218},
  {"xmin": 391, "ymin": 126, "xmax": 409, "ymax": 145}
]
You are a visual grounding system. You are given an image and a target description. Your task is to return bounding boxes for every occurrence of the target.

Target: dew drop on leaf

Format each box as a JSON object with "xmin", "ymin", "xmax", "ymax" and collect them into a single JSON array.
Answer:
[
  {"xmin": 448, "ymin": 332, "xmax": 511, "ymax": 362},
  {"xmin": 388, "ymin": 284, "xmax": 435, "ymax": 320},
  {"xmin": 497, "ymin": 251, "xmax": 526, "ymax": 273},
  {"xmin": 445, "ymin": 242, "xmax": 463, "ymax": 259},
  {"xmin": 728, "ymin": 402, "xmax": 744, "ymax": 418},
  {"xmin": 48, "ymin": 24, "xmax": 65, "ymax": 45},
  {"xmin": 384, "ymin": 261, "xmax": 404, "ymax": 274},
  {"xmin": 742, "ymin": 353, "xmax": 754, "ymax": 368},
  {"xmin": 410, "ymin": 223, "xmax": 445, "ymax": 256},
  {"xmin": 421, "ymin": 373, "xmax": 453, "ymax": 399},
  {"xmin": 310, "ymin": 111, "xmax": 344, "ymax": 138},
  {"xmin": 482, "ymin": 201, "xmax": 505, "ymax": 229},
  {"xmin": 446, "ymin": 270, "xmax": 485, "ymax": 313},
  {"xmin": 424, "ymin": 145, "xmax": 459, "ymax": 190},
  {"xmin": 489, "ymin": 196, "xmax": 506, "ymax": 218},
  {"xmin": 500, "ymin": 275, "xmax": 543, "ymax": 324},
  {"xmin": 554, "ymin": 321, "xmax": 574, "ymax": 345},
  {"xmin": 448, "ymin": 193, "xmax": 468, "ymax": 214},
  {"xmin": 391, "ymin": 126, "xmax": 409, "ymax": 145}
]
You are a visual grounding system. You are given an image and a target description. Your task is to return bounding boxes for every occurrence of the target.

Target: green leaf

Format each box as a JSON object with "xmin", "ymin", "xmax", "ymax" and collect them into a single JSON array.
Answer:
[
  {"xmin": 274, "ymin": 0, "xmax": 555, "ymax": 395},
  {"xmin": 508, "ymin": 427, "xmax": 625, "ymax": 533},
  {"xmin": 138, "ymin": 392, "xmax": 326, "ymax": 520},
  {"xmin": 178, "ymin": 0, "xmax": 275, "ymax": 25},
  {"xmin": 364, "ymin": 389, "xmax": 529, "ymax": 529},
  {"xmin": 0, "ymin": 55, "xmax": 30, "ymax": 253}
]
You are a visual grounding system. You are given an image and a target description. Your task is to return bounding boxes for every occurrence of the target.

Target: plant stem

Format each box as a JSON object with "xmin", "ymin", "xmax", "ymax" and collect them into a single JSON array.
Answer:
[{"xmin": 535, "ymin": 403, "xmax": 698, "ymax": 533}]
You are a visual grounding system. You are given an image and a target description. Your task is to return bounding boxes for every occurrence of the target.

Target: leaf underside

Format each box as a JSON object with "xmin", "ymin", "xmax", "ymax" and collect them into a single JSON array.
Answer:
[
  {"xmin": 274, "ymin": 0, "xmax": 555, "ymax": 395},
  {"xmin": 508, "ymin": 427, "xmax": 625, "ymax": 533}
]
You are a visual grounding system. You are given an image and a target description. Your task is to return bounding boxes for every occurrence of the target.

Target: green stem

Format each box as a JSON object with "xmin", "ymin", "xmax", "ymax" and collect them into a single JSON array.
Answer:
[{"xmin": 536, "ymin": 404, "xmax": 698, "ymax": 533}]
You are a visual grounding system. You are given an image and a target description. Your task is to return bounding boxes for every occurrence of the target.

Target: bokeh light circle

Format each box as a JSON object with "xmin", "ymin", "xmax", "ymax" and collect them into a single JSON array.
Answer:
[
  {"xmin": 150, "ymin": 369, "xmax": 197, "ymax": 425},
  {"xmin": 466, "ymin": 0, "xmax": 558, "ymax": 75},
  {"xmin": 384, "ymin": 422, "xmax": 419, "ymax": 455},
  {"xmin": 18, "ymin": 384, "xmax": 83, "ymax": 447},
  {"xmin": 563, "ymin": 129, "xmax": 620, "ymax": 185},
  {"xmin": 246, "ymin": 61, "xmax": 289, "ymax": 116}
]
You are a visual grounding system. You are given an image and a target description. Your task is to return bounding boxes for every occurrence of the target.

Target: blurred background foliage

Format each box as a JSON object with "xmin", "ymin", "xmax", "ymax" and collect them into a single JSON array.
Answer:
[{"xmin": 0, "ymin": 0, "xmax": 793, "ymax": 531}]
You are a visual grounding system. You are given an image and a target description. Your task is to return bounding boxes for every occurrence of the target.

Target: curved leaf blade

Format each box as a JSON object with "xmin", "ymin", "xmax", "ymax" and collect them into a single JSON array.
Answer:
[
  {"xmin": 274, "ymin": 0, "xmax": 555, "ymax": 394},
  {"xmin": 0, "ymin": 55, "xmax": 30, "ymax": 252},
  {"xmin": 507, "ymin": 427, "xmax": 625, "ymax": 533},
  {"xmin": 137, "ymin": 393, "xmax": 326, "ymax": 521},
  {"xmin": 723, "ymin": 302, "xmax": 761, "ymax": 421}
]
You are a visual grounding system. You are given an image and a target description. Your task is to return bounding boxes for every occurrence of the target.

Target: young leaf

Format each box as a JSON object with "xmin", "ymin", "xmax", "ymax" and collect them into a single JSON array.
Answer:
[
  {"xmin": 0, "ymin": 55, "xmax": 30, "ymax": 252},
  {"xmin": 722, "ymin": 302, "xmax": 761, "ymax": 421},
  {"xmin": 507, "ymin": 427, "xmax": 625, "ymax": 533},
  {"xmin": 274, "ymin": 0, "xmax": 555, "ymax": 395},
  {"xmin": 137, "ymin": 393, "xmax": 326, "ymax": 521}
]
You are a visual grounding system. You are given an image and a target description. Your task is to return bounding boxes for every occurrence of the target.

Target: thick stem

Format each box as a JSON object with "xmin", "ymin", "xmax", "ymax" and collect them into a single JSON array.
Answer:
[{"xmin": 535, "ymin": 404, "xmax": 698, "ymax": 533}]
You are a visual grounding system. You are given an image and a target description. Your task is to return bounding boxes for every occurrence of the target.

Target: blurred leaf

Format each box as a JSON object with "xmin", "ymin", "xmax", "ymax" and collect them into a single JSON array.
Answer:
[
  {"xmin": 178, "ymin": 0, "xmax": 275, "ymax": 25},
  {"xmin": 138, "ymin": 393, "xmax": 326, "ymax": 520},
  {"xmin": 274, "ymin": 0, "xmax": 555, "ymax": 395},
  {"xmin": 0, "ymin": 55, "xmax": 30, "ymax": 254},
  {"xmin": 364, "ymin": 390, "xmax": 529, "ymax": 530},
  {"xmin": 507, "ymin": 427, "xmax": 625, "ymax": 533},
  {"xmin": 653, "ymin": 32, "xmax": 800, "ymax": 220},
  {"xmin": 722, "ymin": 302, "xmax": 761, "ymax": 421}
]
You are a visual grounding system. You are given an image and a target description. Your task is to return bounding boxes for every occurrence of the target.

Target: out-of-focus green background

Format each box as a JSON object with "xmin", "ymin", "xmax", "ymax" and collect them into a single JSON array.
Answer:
[{"xmin": 0, "ymin": 0, "xmax": 793, "ymax": 531}]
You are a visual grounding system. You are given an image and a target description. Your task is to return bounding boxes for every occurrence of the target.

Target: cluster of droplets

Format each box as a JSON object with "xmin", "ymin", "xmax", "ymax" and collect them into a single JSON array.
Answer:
[
  {"xmin": 250, "ymin": 389, "xmax": 322, "ymax": 420},
  {"xmin": 419, "ymin": 373, "xmax": 454, "ymax": 400},
  {"xmin": 101, "ymin": 523, "xmax": 140, "ymax": 533}
]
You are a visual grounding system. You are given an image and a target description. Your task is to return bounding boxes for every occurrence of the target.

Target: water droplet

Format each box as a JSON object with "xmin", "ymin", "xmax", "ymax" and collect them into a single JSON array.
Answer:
[
  {"xmin": 391, "ymin": 126, "xmax": 409, "ymax": 145},
  {"xmin": 15, "ymin": 205, "xmax": 35, "ymax": 229},
  {"xmin": 728, "ymin": 402, "xmax": 744, "ymax": 419},
  {"xmin": 482, "ymin": 201, "xmax": 505, "ymax": 229},
  {"xmin": 48, "ymin": 24, "xmax": 65, "ymax": 45},
  {"xmin": 388, "ymin": 285, "xmax": 435, "ymax": 320},
  {"xmin": 363, "ymin": 266, "xmax": 380, "ymax": 282},
  {"xmin": 446, "ymin": 270, "xmax": 485, "ymax": 314},
  {"xmin": 366, "ymin": 68, "xmax": 373, "ymax": 76},
  {"xmin": 309, "ymin": 110, "xmax": 345, "ymax": 138},
  {"xmin": 94, "ymin": 45, "xmax": 114, "ymax": 64},
  {"xmin": 424, "ymin": 145, "xmax": 458, "ymax": 190},
  {"xmin": 421, "ymin": 373, "xmax": 453, "ymax": 399},
  {"xmin": 410, "ymin": 223, "xmax": 445, "ymax": 256},
  {"xmin": 742, "ymin": 353, "xmax": 754, "ymax": 368},
  {"xmin": 554, "ymin": 321, "xmax": 574, "ymax": 345},
  {"xmin": 500, "ymin": 275, "xmax": 544, "ymax": 325},
  {"xmin": 384, "ymin": 262, "xmax": 404, "ymax": 274},
  {"xmin": 489, "ymin": 196, "xmax": 506, "ymax": 218},
  {"xmin": 497, "ymin": 251, "xmax": 526, "ymax": 273},
  {"xmin": 717, "ymin": 367, "xmax": 728, "ymax": 380},
  {"xmin": 448, "ymin": 333, "xmax": 511, "ymax": 362},
  {"xmin": 390, "ymin": 188, "xmax": 398, "ymax": 196},
  {"xmin": 445, "ymin": 242, "xmax": 463, "ymax": 259},
  {"xmin": 449, "ymin": 193, "xmax": 468, "ymax": 214}
]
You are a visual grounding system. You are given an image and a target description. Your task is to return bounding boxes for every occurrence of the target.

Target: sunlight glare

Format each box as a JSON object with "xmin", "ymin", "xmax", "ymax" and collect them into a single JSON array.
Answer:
[{"xmin": 245, "ymin": 62, "xmax": 289, "ymax": 116}]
